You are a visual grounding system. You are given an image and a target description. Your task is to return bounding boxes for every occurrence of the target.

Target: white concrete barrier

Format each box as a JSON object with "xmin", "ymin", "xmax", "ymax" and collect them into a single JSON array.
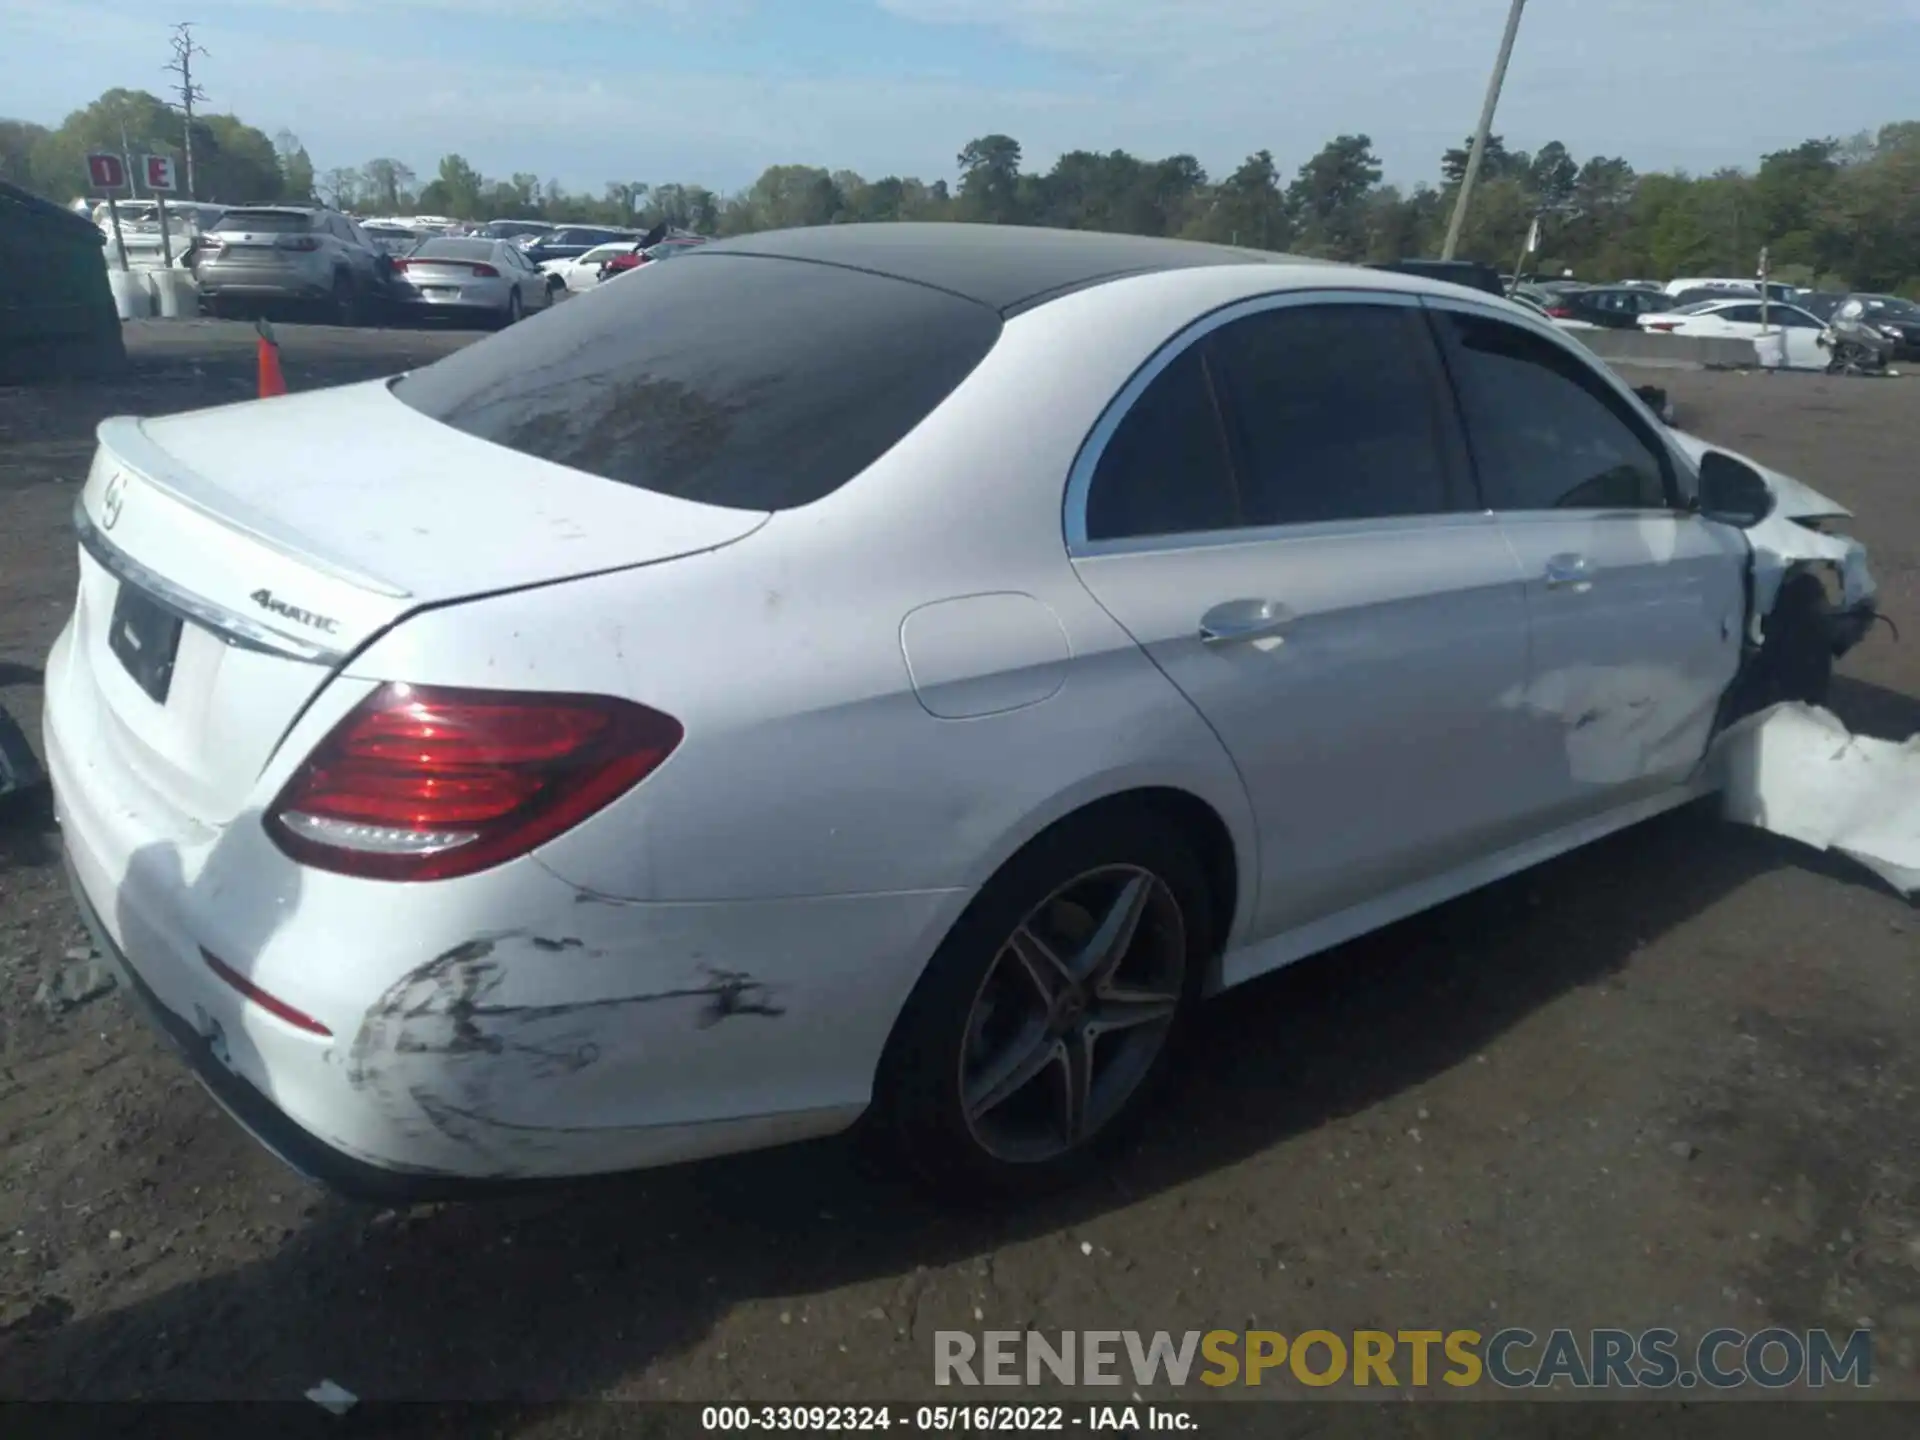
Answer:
[{"xmin": 1573, "ymin": 329, "xmax": 1761, "ymax": 370}]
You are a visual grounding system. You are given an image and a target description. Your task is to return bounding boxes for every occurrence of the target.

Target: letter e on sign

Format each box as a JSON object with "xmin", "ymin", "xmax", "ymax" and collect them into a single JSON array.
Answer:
[
  {"xmin": 86, "ymin": 153, "xmax": 126, "ymax": 190},
  {"xmin": 143, "ymin": 155, "xmax": 178, "ymax": 193}
]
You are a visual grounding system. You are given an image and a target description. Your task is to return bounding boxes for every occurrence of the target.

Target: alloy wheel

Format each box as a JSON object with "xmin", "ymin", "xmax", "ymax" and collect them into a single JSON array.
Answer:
[{"xmin": 958, "ymin": 865, "xmax": 1186, "ymax": 1165}]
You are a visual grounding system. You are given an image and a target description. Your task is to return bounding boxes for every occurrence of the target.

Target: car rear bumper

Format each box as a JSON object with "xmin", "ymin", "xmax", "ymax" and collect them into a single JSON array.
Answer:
[
  {"xmin": 197, "ymin": 263, "xmax": 333, "ymax": 300},
  {"xmin": 43, "ymin": 616, "xmax": 953, "ymax": 1196}
]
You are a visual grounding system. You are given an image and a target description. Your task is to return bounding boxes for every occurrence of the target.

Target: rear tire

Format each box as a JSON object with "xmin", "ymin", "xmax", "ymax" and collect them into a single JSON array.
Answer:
[
  {"xmin": 874, "ymin": 805, "xmax": 1214, "ymax": 1203},
  {"xmin": 498, "ymin": 291, "xmax": 523, "ymax": 329}
]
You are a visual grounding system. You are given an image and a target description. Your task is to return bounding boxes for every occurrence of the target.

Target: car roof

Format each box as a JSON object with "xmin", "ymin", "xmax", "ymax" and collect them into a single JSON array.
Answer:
[{"xmin": 689, "ymin": 222, "xmax": 1329, "ymax": 317}]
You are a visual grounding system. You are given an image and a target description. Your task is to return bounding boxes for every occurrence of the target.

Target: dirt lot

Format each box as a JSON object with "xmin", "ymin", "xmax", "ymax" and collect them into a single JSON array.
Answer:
[{"xmin": 1, "ymin": 323, "xmax": 1917, "ymax": 1427}]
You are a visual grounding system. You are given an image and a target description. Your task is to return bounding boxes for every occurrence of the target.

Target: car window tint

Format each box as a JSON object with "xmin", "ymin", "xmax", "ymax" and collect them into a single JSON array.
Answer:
[
  {"xmin": 393, "ymin": 254, "xmax": 1002, "ymax": 512},
  {"xmin": 1084, "ymin": 346, "xmax": 1239, "ymax": 542},
  {"xmin": 1721, "ymin": 304, "xmax": 1764, "ymax": 325},
  {"xmin": 1207, "ymin": 303, "xmax": 1456, "ymax": 525},
  {"xmin": 213, "ymin": 210, "xmax": 310, "ymax": 234},
  {"xmin": 1776, "ymin": 308, "xmax": 1820, "ymax": 329},
  {"xmin": 1436, "ymin": 310, "xmax": 1670, "ymax": 511}
]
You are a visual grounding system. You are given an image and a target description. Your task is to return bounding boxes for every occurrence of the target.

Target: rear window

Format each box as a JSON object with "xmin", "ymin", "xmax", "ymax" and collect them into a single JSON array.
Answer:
[
  {"xmin": 212, "ymin": 210, "xmax": 312, "ymax": 234},
  {"xmin": 392, "ymin": 254, "xmax": 1002, "ymax": 511},
  {"xmin": 414, "ymin": 239, "xmax": 497, "ymax": 262}
]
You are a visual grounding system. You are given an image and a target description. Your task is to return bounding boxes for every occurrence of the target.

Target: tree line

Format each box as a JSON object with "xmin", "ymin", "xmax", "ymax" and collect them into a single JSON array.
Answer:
[{"xmin": 4, "ymin": 88, "xmax": 1916, "ymax": 294}]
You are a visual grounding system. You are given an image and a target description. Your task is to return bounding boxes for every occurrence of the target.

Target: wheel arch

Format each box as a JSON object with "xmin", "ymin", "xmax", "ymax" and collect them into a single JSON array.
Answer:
[{"xmin": 950, "ymin": 779, "xmax": 1251, "ymax": 987}]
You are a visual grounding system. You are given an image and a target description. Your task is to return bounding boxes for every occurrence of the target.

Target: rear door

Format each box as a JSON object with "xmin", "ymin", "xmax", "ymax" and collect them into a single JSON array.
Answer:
[
  {"xmin": 1426, "ymin": 300, "xmax": 1748, "ymax": 827},
  {"xmin": 1068, "ymin": 293, "xmax": 1541, "ymax": 942}
]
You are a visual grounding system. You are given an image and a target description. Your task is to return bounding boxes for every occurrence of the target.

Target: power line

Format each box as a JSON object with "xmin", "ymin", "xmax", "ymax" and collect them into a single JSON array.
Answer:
[{"xmin": 163, "ymin": 21, "xmax": 211, "ymax": 199}]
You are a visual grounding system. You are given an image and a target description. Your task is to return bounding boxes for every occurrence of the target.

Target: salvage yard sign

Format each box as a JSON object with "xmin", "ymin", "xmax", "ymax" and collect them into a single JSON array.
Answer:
[
  {"xmin": 142, "ymin": 155, "xmax": 178, "ymax": 193},
  {"xmin": 85, "ymin": 152, "xmax": 126, "ymax": 191}
]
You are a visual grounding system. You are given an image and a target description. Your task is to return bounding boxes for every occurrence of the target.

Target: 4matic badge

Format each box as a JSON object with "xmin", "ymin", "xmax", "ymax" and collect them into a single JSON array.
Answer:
[{"xmin": 250, "ymin": 589, "xmax": 341, "ymax": 635}]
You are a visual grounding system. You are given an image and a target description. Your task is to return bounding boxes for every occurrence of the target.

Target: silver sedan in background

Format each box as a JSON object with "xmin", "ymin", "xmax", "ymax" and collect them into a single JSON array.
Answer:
[{"xmin": 389, "ymin": 236, "xmax": 560, "ymax": 328}]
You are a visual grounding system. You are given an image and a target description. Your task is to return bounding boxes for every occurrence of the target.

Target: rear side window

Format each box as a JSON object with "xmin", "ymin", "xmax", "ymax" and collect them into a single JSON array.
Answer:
[
  {"xmin": 392, "ymin": 254, "xmax": 1002, "ymax": 511},
  {"xmin": 1208, "ymin": 303, "xmax": 1461, "ymax": 525},
  {"xmin": 1084, "ymin": 346, "xmax": 1239, "ymax": 542}
]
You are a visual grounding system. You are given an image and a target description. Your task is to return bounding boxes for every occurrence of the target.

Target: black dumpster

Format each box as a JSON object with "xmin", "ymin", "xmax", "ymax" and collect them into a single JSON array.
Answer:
[{"xmin": 0, "ymin": 180, "xmax": 127, "ymax": 384}]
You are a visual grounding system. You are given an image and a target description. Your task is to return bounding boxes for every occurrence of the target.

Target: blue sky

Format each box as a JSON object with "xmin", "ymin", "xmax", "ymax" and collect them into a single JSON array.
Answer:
[{"xmin": 6, "ymin": 0, "xmax": 1917, "ymax": 198}]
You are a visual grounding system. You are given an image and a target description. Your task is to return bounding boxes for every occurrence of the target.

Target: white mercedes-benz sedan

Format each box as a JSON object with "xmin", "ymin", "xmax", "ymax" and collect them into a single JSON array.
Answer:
[{"xmin": 44, "ymin": 224, "xmax": 1879, "ymax": 1201}]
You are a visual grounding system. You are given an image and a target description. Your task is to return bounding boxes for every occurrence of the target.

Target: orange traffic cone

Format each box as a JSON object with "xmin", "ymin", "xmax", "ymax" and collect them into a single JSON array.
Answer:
[{"xmin": 255, "ymin": 317, "xmax": 287, "ymax": 399}]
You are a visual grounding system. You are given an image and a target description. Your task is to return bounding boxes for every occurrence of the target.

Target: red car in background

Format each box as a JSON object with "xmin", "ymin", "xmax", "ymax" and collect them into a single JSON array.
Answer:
[{"xmin": 599, "ymin": 232, "xmax": 709, "ymax": 281}]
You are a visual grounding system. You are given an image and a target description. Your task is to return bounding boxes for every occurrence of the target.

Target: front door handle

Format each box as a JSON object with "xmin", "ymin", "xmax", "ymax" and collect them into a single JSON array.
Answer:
[
  {"xmin": 1543, "ymin": 554, "xmax": 1594, "ymax": 592},
  {"xmin": 1200, "ymin": 599, "xmax": 1294, "ymax": 646}
]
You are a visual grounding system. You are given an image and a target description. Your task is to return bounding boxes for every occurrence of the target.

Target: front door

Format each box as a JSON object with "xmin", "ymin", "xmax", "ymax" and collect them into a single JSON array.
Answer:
[
  {"xmin": 1067, "ymin": 293, "xmax": 1542, "ymax": 942},
  {"xmin": 1426, "ymin": 302, "xmax": 1749, "ymax": 830}
]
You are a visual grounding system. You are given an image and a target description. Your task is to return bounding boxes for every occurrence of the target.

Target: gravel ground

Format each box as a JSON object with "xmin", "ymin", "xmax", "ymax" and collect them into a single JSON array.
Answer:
[{"xmin": 1, "ymin": 323, "xmax": 1917, "ymax": 1428}]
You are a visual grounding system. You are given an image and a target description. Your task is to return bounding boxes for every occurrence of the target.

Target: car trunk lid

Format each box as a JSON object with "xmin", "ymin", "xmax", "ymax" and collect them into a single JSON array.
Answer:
[{"xmin": 71, "ymin": 379, "xmax": 768, "ymax": 825}]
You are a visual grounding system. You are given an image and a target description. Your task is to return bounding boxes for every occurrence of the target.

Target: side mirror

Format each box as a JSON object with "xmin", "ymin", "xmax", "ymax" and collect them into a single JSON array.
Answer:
[{"xmin": 1696, "ymin": 452, "xmax": 1775, "ymax": 529}]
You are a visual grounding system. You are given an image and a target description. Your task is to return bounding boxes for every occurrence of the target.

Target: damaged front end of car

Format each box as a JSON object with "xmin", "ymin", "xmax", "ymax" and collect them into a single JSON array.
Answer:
[
  {"xmin": 1677, "ymin": 431, "xmax": 1884, "ymax": 719},
  {"xmin": 1679, "ymin": 434, "xmax": 1917, "ymax": 900}
]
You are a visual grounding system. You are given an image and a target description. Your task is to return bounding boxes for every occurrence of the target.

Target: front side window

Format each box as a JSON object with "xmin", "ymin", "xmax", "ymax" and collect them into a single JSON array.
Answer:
[
  {"xmin": 1434, "ymin": 310, "xmax": 1671, "ymax": 511},
  {"xmin": 1207, "ymin": 302, "xmax": 1460, "ymax": 525}
]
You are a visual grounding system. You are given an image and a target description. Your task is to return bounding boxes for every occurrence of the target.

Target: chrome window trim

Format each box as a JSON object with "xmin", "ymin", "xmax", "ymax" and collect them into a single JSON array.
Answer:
[
  {"xmin": 1064, "ymin": 288, "xmax": 1443, "ymax": 559},
  {"xmin": 74, "ymin": 499, "xmax": 342, "ymax": 665}
]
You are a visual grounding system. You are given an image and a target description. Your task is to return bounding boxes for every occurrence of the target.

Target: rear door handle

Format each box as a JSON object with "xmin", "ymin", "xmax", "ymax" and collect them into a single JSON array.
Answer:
[
  {"xmin": 1200, "ymin": 599, "xmax": 1294, "ymax": 646},
  {"xmin": 1543, "ymin": 554, "xmax": 1594, "ymax": 591}
]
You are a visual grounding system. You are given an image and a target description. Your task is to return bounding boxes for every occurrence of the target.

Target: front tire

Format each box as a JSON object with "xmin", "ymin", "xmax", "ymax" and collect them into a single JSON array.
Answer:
[{"xmin": 875, "ymin": 806, "xmax": 1214, "ymax": 1201}]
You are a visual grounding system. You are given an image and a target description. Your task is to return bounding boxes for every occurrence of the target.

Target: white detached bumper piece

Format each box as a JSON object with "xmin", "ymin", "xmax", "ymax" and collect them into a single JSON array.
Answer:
[{"xmin": 1712, "ymin": 702, "xmax": 1920, "ymax": 897}]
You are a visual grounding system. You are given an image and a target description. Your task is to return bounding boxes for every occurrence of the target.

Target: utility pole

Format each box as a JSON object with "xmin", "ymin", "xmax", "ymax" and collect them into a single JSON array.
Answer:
[
  {"xmin": 1442, "ymin": 0, "xmax": 1528, "ymax": 260},
  {"xmin": 163, "ymin": 21, "xmax": 210, "ymax": 200}
]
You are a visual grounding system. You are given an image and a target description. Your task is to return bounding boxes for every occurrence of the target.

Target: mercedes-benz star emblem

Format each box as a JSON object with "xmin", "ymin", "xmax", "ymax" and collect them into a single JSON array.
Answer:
[{"xmin": 101, "ymin": 473, "xmax": 128, "ymax": 531}]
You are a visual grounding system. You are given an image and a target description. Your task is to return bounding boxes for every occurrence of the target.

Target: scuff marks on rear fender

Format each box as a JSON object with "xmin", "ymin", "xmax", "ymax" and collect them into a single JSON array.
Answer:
[{"xmin": 343, "ymin": 928, "xmax": 785, "ymax": 1168}]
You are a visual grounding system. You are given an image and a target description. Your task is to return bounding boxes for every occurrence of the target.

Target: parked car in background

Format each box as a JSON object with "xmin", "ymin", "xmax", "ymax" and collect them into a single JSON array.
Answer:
[
  {"xmin": 1663, "ymin": 277, "xmax": 1797, "ymax": 303},
  {"xmin": 1795, "ymin": 291, "xmax": 1849, "ymax": 323},
  {"xmin": 1366, "ymin": 258, "xmax": 1506, "ymax": 297},
  {"xmin": 477, "ymin": 219, "xmax": 554, "ymax": 242},
  {"xmin": 539, "ymin": 241, "xmax": 638, "ymax": 293},
  {"xmin": 599, "ymin": 233, "xmax": 711, "ymax": 279},
  {"xmin": 1833, "ymin": 294, "xmax": 1920, "ymax": 360},
  {"xmin": 362, "ymin": 222, "xmax": 429, "ymax": 257},
  {"xmin": 1639, "ymin": 298, "xmax": 1829, "ymax": 368},
  {"xmin": 389, "ymin": 235, "xmax": 557, "ymax": 327},
  {"xmin": 1509, "ymin": 293, "xmax": 1598, "ymax": 331},
  {"xmin": 192, "ymin": 205, "xmax": 389, "ymax": 322},
  {"xmin": 522, "ymin": 225, "xmax": 639, "ymax": 266},
  {"xmin": 1545, "ymin": 285, "xmax": 1675, "ymax": 330},
  {"xmin": 94, "ymin": 200, "xmax": 228, "ymax": 269},
  {"xmin": 45, "ymin": 224, "xmax": 1878, "ymax": 1200}
]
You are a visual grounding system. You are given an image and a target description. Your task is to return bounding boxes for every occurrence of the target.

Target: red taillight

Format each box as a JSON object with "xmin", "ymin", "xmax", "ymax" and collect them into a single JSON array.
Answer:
[
  {"xmin": 266, "ymin": 683, "xmax": 683, "ymax": 882},
  {"xmin": 1546, "ymin": 306, "xmax": 1574, "ymax": 318},
  {"xmin": 391, "ymin": 257, "xmax": 411, "ymax": 270},
  {"xmin": 469, "ymin": 263, "xmax": 500, "ymax": 277},
  {"xmin": 202, "ymin": 949, "xmax": 333, "ymax": 1036},
  {"xmin": 1647, "ymin": 322, "xmax": 1681, "ymax": 333}
]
